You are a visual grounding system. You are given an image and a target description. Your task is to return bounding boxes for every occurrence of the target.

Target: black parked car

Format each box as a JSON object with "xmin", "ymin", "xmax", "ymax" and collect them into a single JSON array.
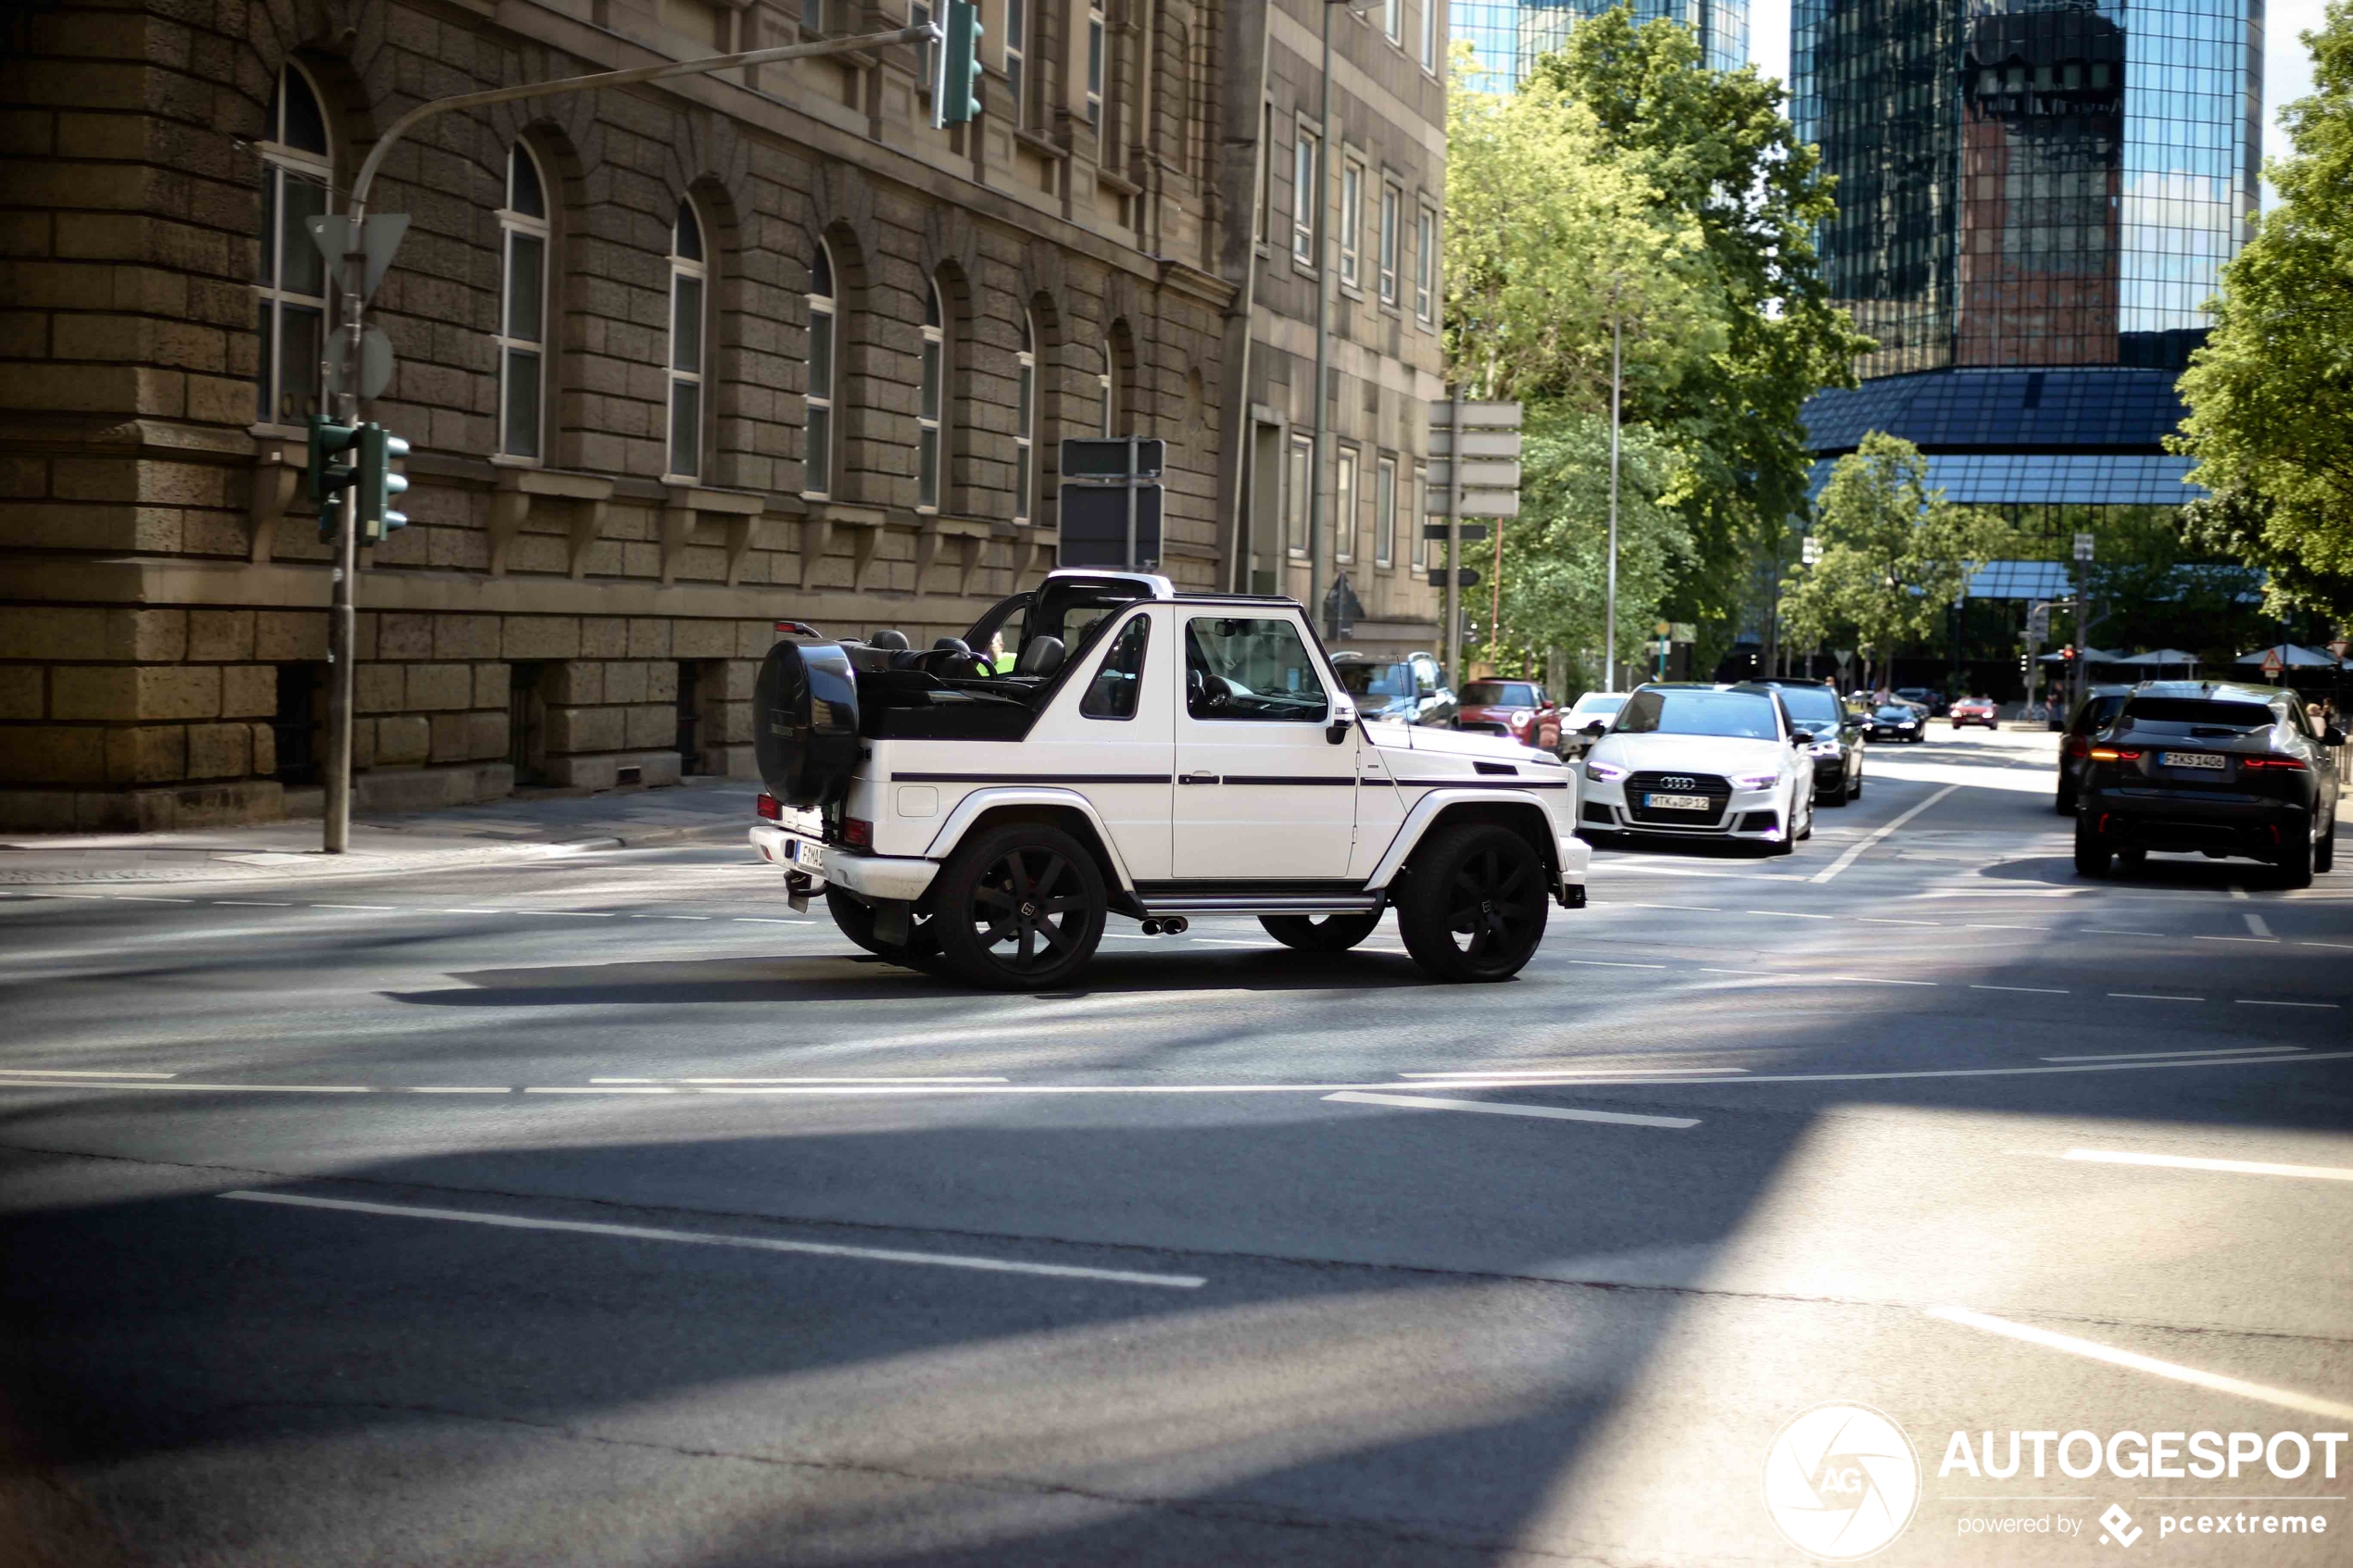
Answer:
[
  {"xmin": 1866, "ymin": 703, "xmax": 1926, "ymax": 743},
  {"xmin": 2074, "ymin": 682, "xmax": 2343, "ymax": 887},
  {"xmin": 2055, "ymin": 684, "xmax": 2136, "ymax": 813},
  {"xmin": 1753, "ymin": 677, "xmax": 1867, "ymax": 806}
]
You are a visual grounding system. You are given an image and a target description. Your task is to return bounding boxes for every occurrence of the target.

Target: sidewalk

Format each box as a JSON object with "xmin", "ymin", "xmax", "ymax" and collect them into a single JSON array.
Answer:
[{"xmin": 0, "ymin": 778, "xmax": 758, "ymax": 886}]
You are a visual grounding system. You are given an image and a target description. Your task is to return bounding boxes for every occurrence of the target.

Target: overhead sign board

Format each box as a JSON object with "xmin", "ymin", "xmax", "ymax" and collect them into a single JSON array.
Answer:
[{"xmin": 1426, "ymin": 401, "xmax": 1523, "ymax": 521}]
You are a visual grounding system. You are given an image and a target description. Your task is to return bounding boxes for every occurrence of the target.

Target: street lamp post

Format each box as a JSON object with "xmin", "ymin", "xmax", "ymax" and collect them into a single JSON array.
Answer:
[{"xmin": 1604, "ymin": 293, "xmax": 1621, "ymax": 692}]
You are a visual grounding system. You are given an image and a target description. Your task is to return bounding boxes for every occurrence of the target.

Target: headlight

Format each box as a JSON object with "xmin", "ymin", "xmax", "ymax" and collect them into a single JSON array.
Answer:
[
  {"xmin": 1898, "ymin": 720, "xmax": 1917, "ymax": 730},
  {"xmin": 1584, "ymin": 759, "xmax": 1628, "ymax": 783},
  {"xmin": 1730, "ymin": 772, "xmax": 1780, "ymax": 791},
  {"xmin": 1809, "ymin": 739, "xmax": 1842, "ymax": 757},
  {"xmin": 1508, "ymin": 709, "xmax": 1533, "ymax": 730}
]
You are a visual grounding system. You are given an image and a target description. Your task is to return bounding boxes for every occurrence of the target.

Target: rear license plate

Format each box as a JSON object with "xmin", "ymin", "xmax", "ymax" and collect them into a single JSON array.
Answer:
[
  {"xmin": 787, "ymin": 837, "xmax": 826, "ymax": 873},
  {"xmin": 2160, "ymin": 751, "xmax": 2225, "ymax": 771},
  {"xmin": 1643, "ymin": 793, "xmax": 1710, "ymax": 811}
]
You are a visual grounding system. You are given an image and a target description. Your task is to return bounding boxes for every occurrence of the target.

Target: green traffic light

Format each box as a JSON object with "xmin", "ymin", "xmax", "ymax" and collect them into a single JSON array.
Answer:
[
  {"xmin": 935, "ymin": 0, "xmax": 982, "ymax": 127},
  {"xmin": 357, "ymin": 423, "xmax": 411, "ymax": 543}
]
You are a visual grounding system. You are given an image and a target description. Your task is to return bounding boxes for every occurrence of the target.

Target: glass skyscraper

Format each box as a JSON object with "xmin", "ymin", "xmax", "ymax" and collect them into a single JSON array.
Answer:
[
  {"xmin": 1794, "ymin": 0, "xmax": 2262, "ymax": 543},
  {"xmin": 1454, "ymin": 0, "xmax": 1748, "ymax": 94}
]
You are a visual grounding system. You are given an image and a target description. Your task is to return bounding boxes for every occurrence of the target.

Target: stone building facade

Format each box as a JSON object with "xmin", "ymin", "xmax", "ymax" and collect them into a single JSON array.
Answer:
[{"xmin": 0, "ymin": 0, "xmax": 1447, "ymax": 831}]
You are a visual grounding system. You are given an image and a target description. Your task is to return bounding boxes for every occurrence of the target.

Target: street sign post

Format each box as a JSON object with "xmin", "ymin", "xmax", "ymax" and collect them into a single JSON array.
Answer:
[
  {"xmin": 2262, "ymin": 648, "xmax": 2284, "ymax": 681},
  {"xmin": 1428, "ymin": 400, "xmax": 1521, "ymax": 685}
]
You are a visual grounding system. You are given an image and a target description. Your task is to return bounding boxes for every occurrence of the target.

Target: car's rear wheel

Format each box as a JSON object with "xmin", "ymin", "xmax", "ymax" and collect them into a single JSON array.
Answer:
[
  {"xmin": 932, "ymin": 823, "xmax": 1106, "ymax": 989},
  {"xmin": 2056, "ymin": 783, "xmax": 2077, "ymax": 815},
  {"xmin": 1260, "ymin": 911, "xmax": 1383, "ymax": 951},
  {"xmin": 1397, "ymin": 823, "xmax": 1548, "ymax": 983},
  {"xmin": 2277, "ymin": 814, "xmax": 2316, "ymax": 890},
  {"xmin": 825, "ymin": 886, "xmax": 937, "ymax": 963},
  {"xmin": 2073, "ymin": 819, "xmax": 2111, "ymax": 876}
]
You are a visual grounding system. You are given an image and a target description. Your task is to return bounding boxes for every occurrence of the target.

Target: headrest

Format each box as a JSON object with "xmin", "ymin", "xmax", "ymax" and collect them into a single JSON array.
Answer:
[
  {"xmin": 868, "ymin": 629, "xmax": 911, "ymax": 650},
  {"xmin": 1014, "ymin": 635, "xmax": 1065, "ymax": 677}
]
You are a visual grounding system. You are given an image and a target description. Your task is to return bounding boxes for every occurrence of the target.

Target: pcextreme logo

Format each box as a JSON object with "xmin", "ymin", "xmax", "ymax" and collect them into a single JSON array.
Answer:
[{"xmin": 1763, "ymin": 1401, "xmax": 1923, "ymax": 1560}]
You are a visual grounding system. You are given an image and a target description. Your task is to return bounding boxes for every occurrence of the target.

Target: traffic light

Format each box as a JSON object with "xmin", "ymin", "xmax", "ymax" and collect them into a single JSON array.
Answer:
[
  {"xmin": 356, "ymin": 423, "xmax": 409, "ymax": 544},
  {"xmin": 308, "ymin": 416, "xmax": 361, "ymax": 538},
  {"xmin": 933, "ymin": 0, "xmax": 982, "ymax": 128}
]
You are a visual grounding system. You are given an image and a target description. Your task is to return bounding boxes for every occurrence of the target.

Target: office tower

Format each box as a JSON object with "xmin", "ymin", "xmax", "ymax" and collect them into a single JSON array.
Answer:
[{"xmin": 1455, "ymin": 0, "xmax": 1748, "ymax": 94}]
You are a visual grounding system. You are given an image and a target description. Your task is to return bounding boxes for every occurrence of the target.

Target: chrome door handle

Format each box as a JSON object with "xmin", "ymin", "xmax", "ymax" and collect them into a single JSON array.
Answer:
[{"xmin": 1179, "ymin": 771, "xmax": 1220, "ymax": 785}]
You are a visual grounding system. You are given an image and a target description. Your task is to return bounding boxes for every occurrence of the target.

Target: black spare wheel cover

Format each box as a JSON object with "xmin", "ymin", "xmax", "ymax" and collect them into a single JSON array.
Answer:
[{"xmin": 754, "ymin": 640, "xmax": 861, "ymax": 808}]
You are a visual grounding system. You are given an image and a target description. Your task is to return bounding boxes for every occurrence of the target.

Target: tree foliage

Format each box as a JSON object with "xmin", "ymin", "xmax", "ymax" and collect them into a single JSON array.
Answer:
[
  {"xmin": 1781, "ymin": 434, "xmax": 2015, "ymax": 686},
  {"xmin": 2171, "ymin": 0, "xmax": 2353, "ymax": 621}
]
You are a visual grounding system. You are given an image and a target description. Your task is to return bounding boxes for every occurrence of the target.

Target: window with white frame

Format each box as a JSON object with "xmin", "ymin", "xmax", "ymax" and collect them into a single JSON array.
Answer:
[
  {"xmin": 1376, "ymin": 454, "xmax": 1396, "ymax": 566},
  {"xmin": 1383, "ymin": 0, "xmax": 1400, "ymax": 44},
  {"xmin": 255, "ymin": 65, "xmax": 332, "ymax": 426},
  {"xmin": 1415, "ymin": 204, "xmax": 1435, "ymax": 322},
  {"xmin": 1098, "ymin": 342, "xmax": 1114, "ymax": 436},
  {"xmin": 1291, "ymin": 126, "xmax": 1318, "ymax": 265},
  {"xmin": 666, "ymin": 200, "xmax": 706, "ymax": 481},
  {"xmin": 1014, "ymin": 310, "xmax": 1036, "ymax": 524},
  {"xmin": 803, "ymin": 240, "xmax": 837, "ymax": 499},
  {"xmin": 1087, "ymin": 0, "xmax": 1104, "ymax": 129},
  {"xmin": 1418, "ymin": 0, "xmax": 1436, "ymax": 70},
  {"xmin": 917, "ymin": 278, "xmax": 945, "ymax": 511},
  {"xmin": 1339, "ymin": 158, "xmax": 1363, "ymax": 287},
  {"xmin": 1413, "ymin": 463, "xmax": 1428, "ymax": 568},
  {"xmin": 497, "ymin": 143, "xmax": 548, "ymax": 460},
  {"xmin": 1334, "ymin": 445, "xmax": 1357, "ymax": 562},
  {"xmin": 1285, "ymin": 433, "xmax": 1310, "ymax": 556},
  {"xmin": 1004, "ymin": 0, "xmax": 1026, "ymax": 126},
  {"xmin": 1254, "ymin": 104, "xmax": 1272, "ymax": 244},
  {"xmin": 1378, "ymin": 182, "xmax": 1401, "ymax": 304}
]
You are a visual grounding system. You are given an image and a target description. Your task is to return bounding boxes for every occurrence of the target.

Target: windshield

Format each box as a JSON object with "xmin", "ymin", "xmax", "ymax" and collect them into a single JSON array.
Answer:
[
  {"xmin": 963, "ymin": 579, "xmax": 1155, "ymax": 668},
  {"xmin": 2119, "ymin": 697, "xmax": 2275, "ymax": 734},
  {"xmin": 1874, "ymin": 706, "xmax": 1918, "ymax": 721},
  {"xmin": 1615, "ymin": 689, "xmax": 1781, "ymax": 740},
  {"xmin": 1770, "ymin": 684, "xmax": 1842, "ymax": 724},
  {"xmin": 1568, "ymin": 694, "xmax": 1626, "ymax": 719},
  {"xmin": 1462, "ymin": 682, "xmax": 1539, "ymax": 707},
  {"xmin": 1333, "ymin": 661, "xmax": 1414, "ymax": 701}
]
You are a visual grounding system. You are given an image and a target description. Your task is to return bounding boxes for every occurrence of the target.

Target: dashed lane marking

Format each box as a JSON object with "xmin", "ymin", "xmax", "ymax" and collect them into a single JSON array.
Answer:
[
  {"xmin": 220, "ymin": 1190, "xmax": 1207, "ymax": 1289},
  {"xmin": 1972, "ymin": 984, "xmax": 2069, "ymax": 995},
  {"xmin": 1926, "ymin": 1306, "xmax": 2353, "ymax": 1424},
  {"xmin": 2108, "ymin": 992, "xmax": 2204, "ymax": 1002},
  {"xmin": 2059, "ymin": 1148, "xmax": 2353, "ymax": 1182},
  {"xmin": 1323, "ymin": 1090, "xmax": 1700, "ymax": 1130},
  {"xmin": 2043, "ymin": 1047, "xmax": 2308, "ymax": 1063},
  {"xmin": 2246, "ymin": 912, "xmax": 2274, "ymax": 937}
]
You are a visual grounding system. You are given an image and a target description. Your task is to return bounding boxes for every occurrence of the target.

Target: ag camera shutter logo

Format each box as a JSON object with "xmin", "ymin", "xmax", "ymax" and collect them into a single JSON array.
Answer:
[{"xmin": 1762, "ymin": 1401, "xmax": 1921, "ymax": 1560}]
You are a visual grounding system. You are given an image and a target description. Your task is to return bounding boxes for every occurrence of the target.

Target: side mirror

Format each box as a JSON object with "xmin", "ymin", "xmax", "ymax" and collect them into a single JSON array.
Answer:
[
  {"xmin": 1790, "ymin": 732, "xmax": 1807, "ymax": 747},
  {"xmin": 1327, "ymin": 701, "xmax": 1358, "ymax": 745}
]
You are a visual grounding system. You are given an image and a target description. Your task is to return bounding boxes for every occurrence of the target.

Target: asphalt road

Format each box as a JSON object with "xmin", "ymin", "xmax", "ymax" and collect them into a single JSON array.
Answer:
[{"xmin": 4, "ymin": 726, "xmax": 2348, "ymax": 1566}]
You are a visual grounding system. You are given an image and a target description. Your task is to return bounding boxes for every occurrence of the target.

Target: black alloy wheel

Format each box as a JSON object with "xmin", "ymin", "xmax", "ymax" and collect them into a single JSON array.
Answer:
[
  {"xmin": 1396, "ymin": 822, "xmax": 1549, "ymax": 983},
  {"xmin": 934, "ymin": 822, "xmax": 1107, "ymax": 989},
  {"xmin": 1260, "ymin": 911, "xmax": 1384, "ymax": 951},
  {"xmin": 824, "ymin": 885, "xmax": 937, "ymax": 963}
]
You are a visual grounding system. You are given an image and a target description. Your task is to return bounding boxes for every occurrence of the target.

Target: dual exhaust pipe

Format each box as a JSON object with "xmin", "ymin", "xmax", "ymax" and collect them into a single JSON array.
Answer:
[{"xmin": 1136, "ymin": 917, "xmax": 1191, "ymax": 936}]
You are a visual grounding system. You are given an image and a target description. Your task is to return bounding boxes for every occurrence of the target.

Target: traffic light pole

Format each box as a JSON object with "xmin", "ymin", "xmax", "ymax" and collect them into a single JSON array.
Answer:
[{"xmin": 313, "ymin": 23, "xmax": 935, "ymax": 852}]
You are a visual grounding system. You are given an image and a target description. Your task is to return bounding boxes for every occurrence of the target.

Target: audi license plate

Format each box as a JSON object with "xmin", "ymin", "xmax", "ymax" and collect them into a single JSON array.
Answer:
[
  {"xmin": 786, "ymin": 837, "xmax": 826, "ymax": 874},
  {"xmin": 1643, "ymin": 793, "xmax": 1711, "ymax": 811},
  {"xmin": 2160, "ymin": 751, "xmax": 2226, "ymax": 771}
]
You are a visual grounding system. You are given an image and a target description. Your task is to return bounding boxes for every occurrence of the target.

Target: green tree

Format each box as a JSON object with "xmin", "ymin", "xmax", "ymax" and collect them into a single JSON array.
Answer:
[
  {"xmin": 2172, "ymin": 0, "xmax": 2353, "ymax": 621},
  {"xmin": 1488, "ymin": 407, "xmax": 1692, "ymax": 686},
  {"xmin": 1782, "ymin": 434, "xmax": 2015, "ymax": 690},
  {"xmin": 1529, "ymin": 7, "xmax": 1874, "ymax": 641}
]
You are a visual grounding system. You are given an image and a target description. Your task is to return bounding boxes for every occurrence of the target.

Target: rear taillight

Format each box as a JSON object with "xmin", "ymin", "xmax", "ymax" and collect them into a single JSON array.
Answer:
[
  {"xmin": 2241, "ymin": 756, "xmax": 2308, "ymax": 771},
  {"xmin": 2089, "ymin": 746, "xmax": 2141, "ymax": 762},
  {"xmin": 756, "ymin": 793, "xmax": 782, "ymax": 821},
  {"xmin": 2064, "ymin": 736, "xmax": 2089, "ymax": 757},
  {"xmin": 842, "ymin": 816, "xmax": 874, "ymax": 848}
]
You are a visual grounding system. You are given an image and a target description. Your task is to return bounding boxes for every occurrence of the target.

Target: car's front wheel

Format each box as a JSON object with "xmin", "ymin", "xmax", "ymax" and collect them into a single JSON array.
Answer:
[
  {"xmin": 932, "ymin": 822, "xmax": 1107, "ymax": 989},
  {"xmin": 1397, "ymin": 823, "xmax": 1549, "ymax": 983},
  {"xmin": 1260, "ymin": 911, "xmax": 1383, "ymax": 951}
]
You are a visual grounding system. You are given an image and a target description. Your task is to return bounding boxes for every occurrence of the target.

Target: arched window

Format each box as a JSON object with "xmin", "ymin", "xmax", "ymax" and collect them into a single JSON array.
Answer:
[
  {"xmin": 666, "ymin": 199, "xmax": 706, "ymax": 482},
  {"xmin": 1014, "ymin": 311, "xmax": 1037, "ymax": 525},
  {"xmin": 256, "ymin": 65, "xmax": 332, "ymax": 425},
  {"xmin": 497, "ymin": 143, "xmax": 549, "ymax": 459},
  {"xmin": 803, "ymin": 241, "xmax": 836, "ymax": 499},
  {"xmin": 1097, "ymin": 342, "xmax": 1114, "ymax": 436},
  {"xmin": 917, "ymin": 278, "xmax": 945, "ymax": 512}
]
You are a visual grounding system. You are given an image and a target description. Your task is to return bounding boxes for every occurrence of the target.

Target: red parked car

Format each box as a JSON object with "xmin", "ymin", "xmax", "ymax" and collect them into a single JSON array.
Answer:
[
  {"xmin": 1948, "ymin": 696, "xmax": 1999, "ymax": 729},
  {"xmin": 1453, "ymin": 679, "xmax": 1562, "ymax": 752}
]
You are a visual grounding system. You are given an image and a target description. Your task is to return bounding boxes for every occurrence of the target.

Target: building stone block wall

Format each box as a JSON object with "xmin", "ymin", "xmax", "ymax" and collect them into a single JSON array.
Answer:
[{"xmin": 0, "ymin": 0, "xmax": 1354, "ymax": 830}]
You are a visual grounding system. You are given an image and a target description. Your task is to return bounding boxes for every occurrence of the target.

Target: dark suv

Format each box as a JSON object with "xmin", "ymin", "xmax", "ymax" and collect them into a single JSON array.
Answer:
[
  {"xmin": 2073, "ymin": 682, "xmax": 2343, "ymax": 887},
  {"xmin": 2055, "ymin": 685, "xmax": 2135, "ymax": 813},
  {"xmin": 1752, "ymin": 677, "xmax": 1866, "ymax": 806}
]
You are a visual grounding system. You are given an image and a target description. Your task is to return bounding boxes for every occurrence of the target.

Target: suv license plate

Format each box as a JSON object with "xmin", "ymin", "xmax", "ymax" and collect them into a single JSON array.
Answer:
[
  {"xmin": 1643, "ymin": 793, "xmax": 1710, "ymax": 811},
  {"xmin": 2160, "ymin": 751, "xmax": 2225, "ymax": 771},
  {"xmin": 788, "ymin": 837, "xmax": 826, "ymax": 873}
]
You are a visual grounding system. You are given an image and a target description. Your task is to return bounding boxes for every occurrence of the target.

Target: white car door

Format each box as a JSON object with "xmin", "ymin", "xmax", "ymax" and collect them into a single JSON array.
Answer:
[{"xmin": 1172, "ymin": 612, "xmax": 1358, "ymax": 880}]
